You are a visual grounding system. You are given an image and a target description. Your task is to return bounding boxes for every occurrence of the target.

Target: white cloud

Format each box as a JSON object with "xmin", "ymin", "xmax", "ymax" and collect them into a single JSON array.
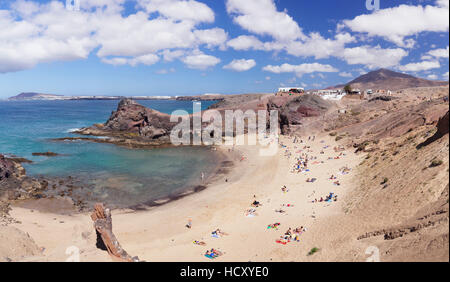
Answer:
[
  {"xmin": 427, "ymin": 46, "xmax": 449, "ymax": 58},
  {"xmin": 227, "ymin": 35, "xmax": 264, "ymax": 51},
  {"xmin": 340, "ymin": 45, "xmax": 408, "ymax": 69},
  {"xmin": 286, "ymin": 32, "xmax": 355, "ymax": 59},
  {"xmin": 194, "ymin": 28, "xmax": 228, "ymax": 50},
  {"xmin": 0, "ymin": 1, "xmax": 97, "ymax": 73},
  {"xmin": 263, "ymin": 63, "xmax": 338, "ymax": 78},
  {"xmin": 343, "ymin": 1, "xmax": 449, "ymax": 47},
  {"xmin": 339, "ymin": 72, "xmax": 353, "ymax": 78},
  {"xmin": 0, "ymin": 0, "xmax": 223, "ymax": 73},
  {"xmin": 137, "ymin": 0, "xmax": 215, "ymax": 23},
  {"xmin": 399, "ymin": 60, "xmax": 441, "ymax": 72},
  {"xmin": 427, "ymin": 74, "xmax": 438, "ymax": 80},
  {"xmin": 181, "ymin": 50, "xmax": 221, "ymax": 70},
  {"xmin": 101, "ymin": 54, "xmax": 160, "ymax": 66},
  {"xmin": 443, "ymin": 71, "xmax": 449, "ymax": 80},
  {"xmin": 223, "ymin": 59, "xmax": 256, "ymax": 72},
  {"xmin": 226, "ymin": 0, "xmax": 305, "ymax": 41},
  {"xmin": 161, "ymin": 49, "xmax": 185, "ymax": 62}
]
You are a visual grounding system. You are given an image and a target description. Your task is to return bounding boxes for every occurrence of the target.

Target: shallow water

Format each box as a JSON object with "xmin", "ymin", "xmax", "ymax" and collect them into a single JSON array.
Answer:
[{"xmin": 0, "ymin": 99, "xmax": 219, "ymax": 208}]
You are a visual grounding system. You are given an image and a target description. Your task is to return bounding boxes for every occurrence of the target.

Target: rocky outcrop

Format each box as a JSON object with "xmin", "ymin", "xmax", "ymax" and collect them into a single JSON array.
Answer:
[
  {"xmin": 91, "ymin": 203, "xmax": 139, "ymax": 262},
  {"xmin": 74, "ymin": 99, "xmax": 178, "ymax": 146},
  {"xmin": 0, "ymin": 154, "xmax": 26, "ymax": 185},
  {"xmin": 104, "ymin": 99, "xmax": 175, "ymax": 140},
  {"xmin": 268, "ymin": 95, "xmax": 332, "ymax": 134},
  {"xmin": 417, "ymin": 110, "xmax": 449, "ymax": 149},
  {"xmin": 437, "ymin": 111, "xmax": 449, "ymax": 136}
]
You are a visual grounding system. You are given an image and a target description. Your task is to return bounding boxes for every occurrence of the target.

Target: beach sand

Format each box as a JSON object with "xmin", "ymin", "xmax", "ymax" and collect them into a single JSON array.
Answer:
[{"xmin": 9, "ymin": 134, "xmax": 362, "ymax": 262}]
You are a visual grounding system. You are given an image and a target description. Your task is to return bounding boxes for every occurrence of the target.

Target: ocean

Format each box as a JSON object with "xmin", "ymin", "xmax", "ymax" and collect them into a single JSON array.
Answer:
[{"xmin": 0, "ymin": 99, "xmax": 219, "ymax": 208}]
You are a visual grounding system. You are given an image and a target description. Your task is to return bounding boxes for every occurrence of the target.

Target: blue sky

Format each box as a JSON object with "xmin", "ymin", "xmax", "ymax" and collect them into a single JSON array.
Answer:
[{"xmin": 0, "ymin": 0, "xmax": 448, "ymax": 98}]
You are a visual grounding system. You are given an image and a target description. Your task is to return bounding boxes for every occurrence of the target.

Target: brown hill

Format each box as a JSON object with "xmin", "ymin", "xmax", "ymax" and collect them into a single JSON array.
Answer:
[{"xmin": 332, "ymin": 69, "xmax": 448, "ymax": 91}]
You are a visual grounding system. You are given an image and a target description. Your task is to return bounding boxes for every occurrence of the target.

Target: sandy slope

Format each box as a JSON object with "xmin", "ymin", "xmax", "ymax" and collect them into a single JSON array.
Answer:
[{"xmin": 8, "ymin": 134, "xmax": 362, "ymax": 262}]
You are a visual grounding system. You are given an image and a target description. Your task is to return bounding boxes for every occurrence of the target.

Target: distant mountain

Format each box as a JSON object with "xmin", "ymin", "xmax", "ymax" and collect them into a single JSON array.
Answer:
[
  {"xmin": 8, "ymin": 92, "xmax": 64, "ymax": 100},
  {"xmin": 8, "ymin": 93, "xmax": 173, "ymax": 101},
  {"xmin": 331, "ymin": 69, "xmax": 448, "ymax": 91}
]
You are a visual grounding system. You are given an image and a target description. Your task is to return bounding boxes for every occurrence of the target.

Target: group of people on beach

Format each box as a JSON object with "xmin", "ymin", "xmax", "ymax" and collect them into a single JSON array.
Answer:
[
  {"xmin": 276, "ymin": 226, "xmax": 307, "ymax": 244},
  {"xmin": 191, "ymin": 133, "xmax": 352, "ymax": 259},
  {"xmin": 204, "ymin": 248, "xmax": 223, "ymax": 259},
  {"xmin": 313, "ymin": 192, "xmax": 337, "ymax": 203}
]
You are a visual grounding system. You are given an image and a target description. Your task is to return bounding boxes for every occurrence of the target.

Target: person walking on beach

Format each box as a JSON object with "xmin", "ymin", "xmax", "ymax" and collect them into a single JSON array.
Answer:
[{"xmin": 186, "ymin": 218, "xmax": 192, "ymax": 229}]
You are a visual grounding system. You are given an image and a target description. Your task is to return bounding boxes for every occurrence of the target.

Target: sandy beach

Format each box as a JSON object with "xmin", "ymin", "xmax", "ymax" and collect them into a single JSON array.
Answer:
[{"xmin": 9, "ymin": 133, "xmax": 362, "ymax": 262}]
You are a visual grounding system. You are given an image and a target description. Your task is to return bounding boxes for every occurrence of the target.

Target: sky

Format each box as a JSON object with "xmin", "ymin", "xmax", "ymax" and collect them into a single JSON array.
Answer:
[{"xmin": 0, "ymin": 0, "xmax": 448, "ymax": 98}]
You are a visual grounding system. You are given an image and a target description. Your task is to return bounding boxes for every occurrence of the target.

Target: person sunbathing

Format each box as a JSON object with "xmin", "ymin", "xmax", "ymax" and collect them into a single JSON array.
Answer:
[
  {"xmin": 252, "ymin": 200, "xmax": 261, "ymax": 207},
  {"xmin": 268, "ymin": 223, "xmax": 281, "ymax": 229},
  {"xmin": 211, "ymin": 249, "xmax": 223, "ymax": 256},
  {"xmin": 285, "ymin": 228, "xmax": 292, "ymax": 236},
  {"xmin": 194, "ymin": 240, "xmax": 206, "ymax": 246},
  {"xmin": 293, "ymin": 226, "xmax": 304, "ymax": 234},
  {"xmin": 214, "ymin": 229, "xmax": 228, "ymax": 236},
  {"xmin": 245, "ymin": 209, "xmax": 258, "ymax": 216}
]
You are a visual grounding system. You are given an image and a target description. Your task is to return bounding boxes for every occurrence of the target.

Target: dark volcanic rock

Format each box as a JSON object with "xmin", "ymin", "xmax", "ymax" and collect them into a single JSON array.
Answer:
[
  {"xmin": 437, "ymin": 111, "xmax": 449, "ymax": 136},
  {"xmin": 369, "ymin": 96, "xmax": 396, "ymax": 102},
  {"xmin": 0, "ymin": 154, "xmax": 25, "ymax": 183},
  {"xmin": 32, "ymin": 152, "xmax": 61, "ymax": 157},
  {"xmin": 80, "ymin": 99, "xmax": 177, "ymax": 142}
]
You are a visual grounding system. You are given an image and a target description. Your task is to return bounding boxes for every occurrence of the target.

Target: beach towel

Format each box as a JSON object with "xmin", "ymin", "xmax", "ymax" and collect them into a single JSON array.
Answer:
[{"xmin": 276, "ymin": 239, "xmax": 288, "ymax": 245}]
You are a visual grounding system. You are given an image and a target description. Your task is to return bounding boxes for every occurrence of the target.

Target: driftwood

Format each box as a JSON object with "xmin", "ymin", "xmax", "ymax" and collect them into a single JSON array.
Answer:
[{"xmin": 91, "ymin": 203, "xmax": 139, "ymax": 262}]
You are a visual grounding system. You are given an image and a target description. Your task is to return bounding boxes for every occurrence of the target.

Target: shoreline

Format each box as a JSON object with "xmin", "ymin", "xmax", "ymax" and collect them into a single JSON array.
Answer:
[
  {"xmin": 12, "ymin": 144, "xmax": 236, "ymax": 214},
  {"xmin": 8, "ymin": 133, "xmax": 363, "ymax": 262}
]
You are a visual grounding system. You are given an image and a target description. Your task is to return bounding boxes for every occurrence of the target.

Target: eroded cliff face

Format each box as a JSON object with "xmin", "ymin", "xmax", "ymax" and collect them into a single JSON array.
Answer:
[
  {"xmin": 267, "ymin": 95, "xmax": 333, "ymax": 134},
  {"xmin": 437, "ymin": 111, "xmax": 449, "ymax": 137}
]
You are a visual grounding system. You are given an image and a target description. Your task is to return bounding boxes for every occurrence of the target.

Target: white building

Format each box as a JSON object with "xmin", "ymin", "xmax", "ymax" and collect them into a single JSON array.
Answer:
[{"xmin": 277, "ymin": 87, "xmax": 304, "ymax": 93}]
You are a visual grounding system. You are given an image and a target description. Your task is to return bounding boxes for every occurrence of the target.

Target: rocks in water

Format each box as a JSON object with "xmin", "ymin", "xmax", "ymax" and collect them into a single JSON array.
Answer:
[
  {"xmin": 0, "ymin": 154, "xmax": 26, "ymax": 183},
  {"xmin": 73, "ymin": 99, "xmax": 177, "ymax": 146},
  {"xmin": 104, "ymin": 98, "xmax": 175, "ymax": 140},
  {"xmin": 32, "ymin": 152, "xmax": 61, "ymax": 157}
]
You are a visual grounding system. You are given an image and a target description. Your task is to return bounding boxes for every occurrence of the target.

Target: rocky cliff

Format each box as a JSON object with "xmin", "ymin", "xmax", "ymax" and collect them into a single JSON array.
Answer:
[{"xmin": 73, "ymin": 99, "xmax": 179, "ymax": 147}]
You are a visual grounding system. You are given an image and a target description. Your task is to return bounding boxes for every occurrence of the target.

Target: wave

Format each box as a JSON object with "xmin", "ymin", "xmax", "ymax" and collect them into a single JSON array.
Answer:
[{"xmin": 65, "ymin": 128, "xmax": 81, "ymax": 133}]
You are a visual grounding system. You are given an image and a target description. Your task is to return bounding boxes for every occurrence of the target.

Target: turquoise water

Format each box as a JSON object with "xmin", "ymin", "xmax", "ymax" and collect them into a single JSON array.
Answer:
[{"xmin": 0, "ymin": 99, "xmax": 219, "ymax": 208}]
